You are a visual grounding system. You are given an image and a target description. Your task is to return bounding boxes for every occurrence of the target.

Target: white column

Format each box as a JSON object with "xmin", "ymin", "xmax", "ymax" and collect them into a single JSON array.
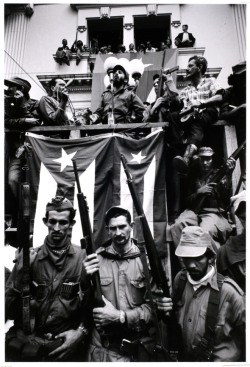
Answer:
[
  {"xmin": 123, "ymin": 15, "xmax": 134, "ymax": 50},
  {"xmin": 232, "ymin": 4, "xmax": 246, "ymax": 61},
  {"xmin": 5, "ymin": 11, "xmax": 29, "ymax": 78}
]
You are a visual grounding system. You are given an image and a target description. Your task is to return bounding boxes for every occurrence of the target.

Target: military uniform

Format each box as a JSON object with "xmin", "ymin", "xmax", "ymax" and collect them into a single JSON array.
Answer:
[
  {"xmin": 86, "ymin": 240, "xmax": 155, "ymax": 362},
  {"xmin": 5, "ymin": 238, "xmax": 90, "ymax": 361},
  {"xmin": 94, "ymin": 87, "xmax": 145, "ymax": 124},
  {"xmin": 173, "ymin": 269, "xmax": 245, "ymax": 361}
]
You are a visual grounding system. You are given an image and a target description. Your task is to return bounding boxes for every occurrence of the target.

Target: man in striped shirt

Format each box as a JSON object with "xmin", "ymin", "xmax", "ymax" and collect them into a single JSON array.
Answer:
[{"xmin": 173, "ymin": 56, "xmax": 224, "ymax": 174}]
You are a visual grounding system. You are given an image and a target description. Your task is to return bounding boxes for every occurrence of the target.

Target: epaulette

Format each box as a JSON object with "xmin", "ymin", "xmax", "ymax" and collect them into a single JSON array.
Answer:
[{"xmin": 223, "ymin": 276, "xmax": 244, "ymax": 295}]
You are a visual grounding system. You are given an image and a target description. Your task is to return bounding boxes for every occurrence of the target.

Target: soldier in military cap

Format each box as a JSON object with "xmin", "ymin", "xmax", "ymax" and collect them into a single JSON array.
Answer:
[
  {"xmin": 170, "ymin": 146, "xmax": 236, "ymax": 250},
  {"xmin": 5, "ymin": 76, "xmax": 41, "ymax": 227},
  {"xmin": 157, "ymin": 226, "xmax": 245, "ymax": 361},
  {"xmin": 82, "ymin": 205, "xmax": 155, "ymax": 362},
  {"xmin": 5, "ymin": 196, "xmax": 91, "ymax": 361},
  {"xmin": 91, "ymin": 59, "xmax": 145, "ymax": 125}
]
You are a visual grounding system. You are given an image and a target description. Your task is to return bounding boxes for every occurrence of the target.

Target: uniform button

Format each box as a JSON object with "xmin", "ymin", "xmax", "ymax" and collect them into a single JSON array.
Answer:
[
  {"xmin": 54, "ymin": 278, "xmax": 57, "ymax": 282},
  {"xmin": 188, "ymin": 318, "xmax": 192, "ymax": 322}
]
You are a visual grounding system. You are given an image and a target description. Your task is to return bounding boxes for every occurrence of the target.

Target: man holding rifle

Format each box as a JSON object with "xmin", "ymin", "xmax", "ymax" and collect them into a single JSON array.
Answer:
[
  {"xmin": 156, "ymin": 226, "xmax": 245, "ymax": 362},
  {"xmin": 5, "ymin": 196, "xmax": 91, "ymax": 361},
  {"xmin": 82, "ymin": 206, "xmax": 156, "ymax": 362},
  {"xmin": 170, "ymin": 147, "xmax": 236, "ymax": 250}
]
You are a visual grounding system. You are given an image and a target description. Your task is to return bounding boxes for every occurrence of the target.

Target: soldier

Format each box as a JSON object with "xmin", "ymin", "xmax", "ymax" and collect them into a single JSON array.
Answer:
[
  {"xmin": 157, "ymin": 226, "xmax": 245, "ymax": 362},
  {"xmin": 170, "ymin": 147, "xmax": 236, "ymax": 249},
  {"xmin": 5, "ymin": 196, "xmax": 91, "ymax": 361},
  {"xmin": 90, "ymin": 59, "xmax": 145, "ymax": 125},
  {"xmin": 5, "ymin": 77, "xmax": 41, "ymax": 226},
  {"xmin": 82, "ymin": 206, "xmax": 155, "ymax": 362}
]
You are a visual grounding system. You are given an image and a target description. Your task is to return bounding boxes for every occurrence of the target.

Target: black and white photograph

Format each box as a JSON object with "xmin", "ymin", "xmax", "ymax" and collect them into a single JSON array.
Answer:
[{"xmin": 2, "ymin": 1, "xmax": 248, "ymax": 365}]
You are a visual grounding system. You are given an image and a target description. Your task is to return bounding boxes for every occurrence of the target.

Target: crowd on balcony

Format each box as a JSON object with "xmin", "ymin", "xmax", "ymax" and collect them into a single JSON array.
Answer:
[{"xmin": 4, "ymin": 23, "xmax": 246, "ymax": 364}]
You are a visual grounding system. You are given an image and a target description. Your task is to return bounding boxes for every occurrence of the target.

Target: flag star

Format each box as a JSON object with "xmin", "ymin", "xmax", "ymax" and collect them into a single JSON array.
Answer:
[
  {"xmin": 53, "ymin": 148, "xmax": 77, "ymax": 172},
  {"xmin": 140, "ymin": 58, "xmax": 153, "ymax": 69},
  {"xmin": 130, "ymin": 151, "xmax": 146, "ymax": 164}
]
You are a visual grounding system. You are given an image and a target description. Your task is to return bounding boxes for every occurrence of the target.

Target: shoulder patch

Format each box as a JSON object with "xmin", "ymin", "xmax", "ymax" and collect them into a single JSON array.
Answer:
[{"xmin": 223, "ymin": 276, "xmax": 244, "ymax": 295}]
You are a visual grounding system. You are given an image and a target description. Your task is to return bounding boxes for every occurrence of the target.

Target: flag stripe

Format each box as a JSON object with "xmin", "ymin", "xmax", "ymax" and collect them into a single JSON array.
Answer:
[{"xmin": 33, "ymin": 163, "xmax": 57, "ymax": 247}]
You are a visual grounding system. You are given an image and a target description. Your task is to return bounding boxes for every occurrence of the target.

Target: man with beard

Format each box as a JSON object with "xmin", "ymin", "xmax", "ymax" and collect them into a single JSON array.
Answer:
[
  {"xmin": 82, "ymin": 206, "xmax": 155, "ymax": 362},
  {"xmin": 172, "ymin": 56, "xmax": 224, "ymax": 173},
  {"xmin": 5, "ymin": 196, "xmax": 91, "ymax": 361},
  {"xmin": 156, "ymin": 226, "xmax": 245, "ymax": 362},
  {"xmin": 90, "ymin": 60, "xmax": 145, "ymax": 125},
  {"xmin": 170, "ymin": 147, "xmax": 235, "ymax": 249}
]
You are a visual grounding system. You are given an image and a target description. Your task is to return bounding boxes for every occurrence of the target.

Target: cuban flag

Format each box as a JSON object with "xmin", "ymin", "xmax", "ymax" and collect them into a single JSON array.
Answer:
[
  {"xmin": 26, "ymin": 130, "xmax": 168, "ymax": 256},
  {"xmin": 91, "ymin": 50, "xmax": 178, "ymax": 111}
]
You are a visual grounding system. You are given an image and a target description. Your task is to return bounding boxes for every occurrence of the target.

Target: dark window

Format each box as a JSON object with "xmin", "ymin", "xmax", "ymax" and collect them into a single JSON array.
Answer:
[
  {"xmin": 134, "ymin": 14, "xmax": 171, "ymax": 50},
  {"xmin": 87, "ymin": 17, "xmax": 123, "ymax": 53}
]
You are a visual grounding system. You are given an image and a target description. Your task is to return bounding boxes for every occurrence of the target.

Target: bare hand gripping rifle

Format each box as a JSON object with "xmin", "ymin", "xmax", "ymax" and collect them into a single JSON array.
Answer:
[
  {"xmin": 192, "ymin": 140, "xmax": 246, "ymax": 214},
  {"xmin": 72, "ymin": 160, "xmax": 105, "ymax": 309},
  {"xmin": 120, "ymin": 153, "xmax": 181, "ymax": 361}
]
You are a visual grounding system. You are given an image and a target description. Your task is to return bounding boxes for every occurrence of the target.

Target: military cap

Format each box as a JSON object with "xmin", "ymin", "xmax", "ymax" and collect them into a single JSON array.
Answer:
[
  {"xmin": 4, "ymin": 77, "xmax": 31, "ymax": 92},
  {"xmin": 198, "ymin": 147, "xmax": 215, "ymax": 157},
  {"xmin": 105, "ymin": 205, "xmax": 131, "ymax": 225},
  {"xmin": 175, "ymin": 226, "xmax": 217, "ymax": 257},
  {"xmin": 45, "ymin": 196, "xmax": 74, "ymax": 213}
]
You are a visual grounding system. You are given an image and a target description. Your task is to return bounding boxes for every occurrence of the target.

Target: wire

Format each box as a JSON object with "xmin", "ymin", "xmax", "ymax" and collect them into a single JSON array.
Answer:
[{"xmin": 4, "ymin": 50, "xmax": 46, "ymax": 93}]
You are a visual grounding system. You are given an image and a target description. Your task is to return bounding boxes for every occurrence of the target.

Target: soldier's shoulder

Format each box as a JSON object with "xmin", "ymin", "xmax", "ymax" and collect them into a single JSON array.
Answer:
[{"xmin": 222, "ymin": 275, "xmax": 244, "ymax": 296}]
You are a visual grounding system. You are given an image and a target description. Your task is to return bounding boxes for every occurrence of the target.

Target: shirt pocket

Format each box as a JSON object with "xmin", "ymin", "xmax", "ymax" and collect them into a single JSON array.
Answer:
[
  {"xmin": 130, "ymin": 279, "xmax": 146, "ymax": 306},
  {"xmin": 100, "ymin": 277, "xmax": 113, "ymax": 299},
  {"xmin": 32, "ymin": 282, "xmax": 50, "ymax": 302}
]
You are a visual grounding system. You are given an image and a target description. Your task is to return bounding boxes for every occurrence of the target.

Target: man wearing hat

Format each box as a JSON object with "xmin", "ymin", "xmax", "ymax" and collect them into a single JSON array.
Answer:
[
  {"xmin": 170, "ymin": 146, "xmax": 236, "ymax": 249},
  {"xmin": 91, "ymin": 60, "xmax": 145, "ymax": 125},
  {"xmin": 5, "ymin": 196, "xmax": 91, "ymax": 361},
  {"xmin": 82, "ymin": 206, "xmax": 155, "ymax": 362},
  {"xmin": 157, "ymin": 226, "xmax": 245, "ymax": 361},
  {"xmin": 5, "ymin": 77, "xmax": 41, "ymax": 226},
  {"xmin": 217, "ymin": 190, "xmax": 246, "ymax": 292},
  {"xmin": 144, "ymin": 71, "xmax": 182, "ymax": 123}
]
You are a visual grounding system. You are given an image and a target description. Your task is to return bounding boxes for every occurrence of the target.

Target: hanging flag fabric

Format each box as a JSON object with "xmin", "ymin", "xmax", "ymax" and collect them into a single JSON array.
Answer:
[
  {"xmin": 91, "ymin": 50, "xmax": 178, "ymax": 111},
  {"xmin": 26, "ymin": 131, "xmax": 168, "ymax": 256}
]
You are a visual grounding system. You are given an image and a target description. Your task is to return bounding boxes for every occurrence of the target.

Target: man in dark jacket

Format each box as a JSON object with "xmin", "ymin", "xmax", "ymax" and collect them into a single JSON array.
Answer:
[{"xmin": 175, "ymin": 25, "xmax": 196, "ymax": 48}]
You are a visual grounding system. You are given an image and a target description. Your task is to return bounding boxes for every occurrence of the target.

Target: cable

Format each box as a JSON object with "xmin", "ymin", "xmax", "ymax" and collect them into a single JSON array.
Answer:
[{"xmin": 4, "ymin": 50, "xmax": 46, "ymax": 93}]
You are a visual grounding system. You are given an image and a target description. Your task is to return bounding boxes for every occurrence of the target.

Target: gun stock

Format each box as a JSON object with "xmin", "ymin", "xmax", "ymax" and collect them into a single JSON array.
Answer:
[
  {"xmin": 121, "ymin": 154, "xmax": 181, "ymax": 360},
  {"xmin": 192, "ymin": 140, "xmax": 246, "ymax": 214},
  {"xmin": 73, "ymin": 160, "xmax": 104, "ymax": 308}
]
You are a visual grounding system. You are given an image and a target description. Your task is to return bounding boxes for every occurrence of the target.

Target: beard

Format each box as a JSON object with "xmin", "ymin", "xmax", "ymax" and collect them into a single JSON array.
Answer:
[{"xmin": 113, "ymin": 78, "xmax": 124, "ymax": 88}]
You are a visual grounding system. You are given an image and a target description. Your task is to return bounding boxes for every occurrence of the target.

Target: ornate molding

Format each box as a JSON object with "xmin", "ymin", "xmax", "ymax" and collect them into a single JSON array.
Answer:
[
  {"xmin": 100, "ymin": 7, "xmax": 110, "ymax": 19},
  {"xmin": 123, "ymin": 23, "xmax": 134, "ymax": 30},
  {"xmin": 171, "ymin": 20, "xmax": 181, "ymax": 28},
  {"xmin": 77, "ymin": 25, "xmax": 87, "ymax": 33},
  {"xmin": 147, "ymin": 4, "xmax": 157, "ymax": 16}
]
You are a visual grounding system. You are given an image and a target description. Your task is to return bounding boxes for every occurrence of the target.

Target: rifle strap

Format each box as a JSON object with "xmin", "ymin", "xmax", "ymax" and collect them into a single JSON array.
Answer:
[
  {"xmin": 136, "ymin": 242, "xmax": 162, "ymax": 348},
  {"xmin": 197, "ymin": 273, "xmax": 224, "ymax": 361},
  {"xmin": 173, "ymin": 270, "xmax": 224, "ymax": 361}
]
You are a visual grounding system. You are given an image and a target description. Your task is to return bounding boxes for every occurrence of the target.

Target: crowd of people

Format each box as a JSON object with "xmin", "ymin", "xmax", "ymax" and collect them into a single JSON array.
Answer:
[
  {"xmin": 4, "ymin": 25, "xmax": 246, "ymax": 362},
  {"xmin": 55, "ymin": 39, "xmax": 176, "ymax": 66}
]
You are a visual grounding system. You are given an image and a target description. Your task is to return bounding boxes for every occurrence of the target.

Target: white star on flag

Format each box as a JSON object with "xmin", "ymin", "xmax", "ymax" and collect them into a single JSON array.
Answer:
[
  {"xmin": 139, "ymin": 58, "xmax": 153, "ymax": 70},
  {"xmin": 53, "ymin": 148, "xmax": 77, "ymax": 172},
  {"xmin": 130, "ymin": 151, "xmax": 146, "ymax": 164}
]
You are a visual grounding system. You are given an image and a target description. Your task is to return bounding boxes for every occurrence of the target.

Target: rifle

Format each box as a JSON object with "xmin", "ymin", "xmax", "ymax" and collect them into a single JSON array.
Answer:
[
  {"xmin": 17, "ymin": 143, "xmax": 34, "ymax": 334},
  {"xmin": 120, "ymin": 153, "xmax": 181, "ymax": 361},
  {"xmin": 192, "ymin": 140, "xmax": 246, "ymax": 214},
  {"xmin": 72, "ymin": 160, "xmax": 105, "ymax": 308}
]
